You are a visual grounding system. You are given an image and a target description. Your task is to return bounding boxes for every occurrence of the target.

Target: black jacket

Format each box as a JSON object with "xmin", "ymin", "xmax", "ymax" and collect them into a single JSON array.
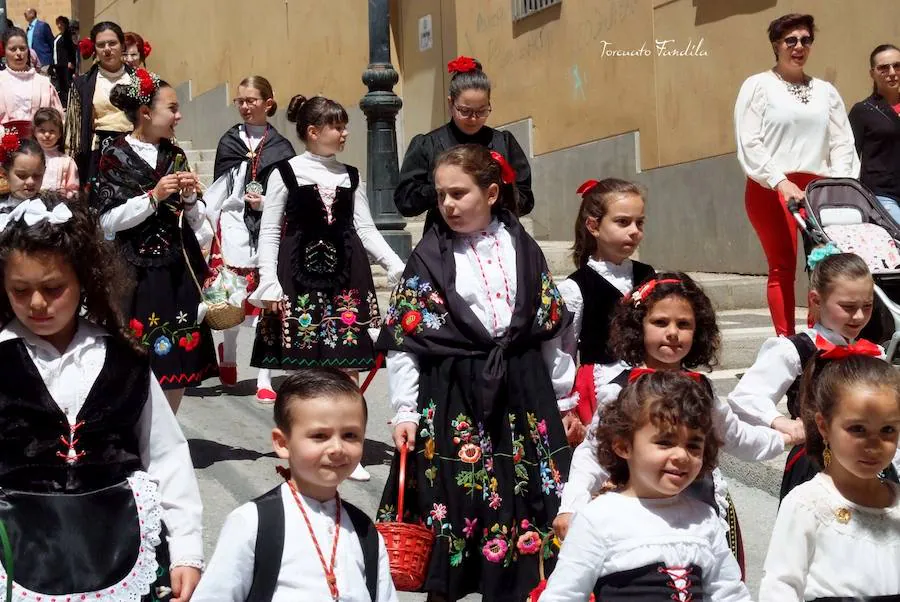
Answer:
[{"xmin": 849, "ymin": 93, "xmax": 900, "ymax": 200}]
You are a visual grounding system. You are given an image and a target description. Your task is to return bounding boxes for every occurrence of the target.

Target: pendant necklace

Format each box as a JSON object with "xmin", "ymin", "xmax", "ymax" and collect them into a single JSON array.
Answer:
[
  {"xmin": 245, "ymin": 124, "xmax": 270, "ymax": 195},
  {"xmin": 773, "ymin": 68, "xmax": 812, "ymax": 104},
  {"xmin": 287, "ymin": 479, "xmax": 342, "ymax": 600}
]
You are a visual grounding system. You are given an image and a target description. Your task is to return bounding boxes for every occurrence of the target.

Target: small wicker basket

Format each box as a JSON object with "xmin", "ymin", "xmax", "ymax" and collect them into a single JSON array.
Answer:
[{"xmin": 375, "ymin": 443, "xmax": 434, "ymax": 591}]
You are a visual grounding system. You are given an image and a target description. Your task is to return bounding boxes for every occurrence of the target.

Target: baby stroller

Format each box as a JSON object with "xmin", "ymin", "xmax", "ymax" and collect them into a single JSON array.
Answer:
[{"xmin": 787, "ymin": 177, "xmax": 900, "ymax": 363}]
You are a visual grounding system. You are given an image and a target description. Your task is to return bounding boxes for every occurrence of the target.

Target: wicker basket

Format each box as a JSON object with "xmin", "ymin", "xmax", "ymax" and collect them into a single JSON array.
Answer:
[{"xmin": 375, "ymin": 443, "xmax": 434, "ymax": 591}]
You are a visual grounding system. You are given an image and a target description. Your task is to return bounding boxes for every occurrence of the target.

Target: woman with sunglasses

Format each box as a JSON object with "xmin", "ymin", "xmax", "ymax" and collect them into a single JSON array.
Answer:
[
  {"xmin": 394, "ymin": 55, "xmax": 534, "ymax": 227},
  {"xmin": 734, "ymin": 13, "xmax": 859, "ymax": 337},
  {"xmin": 849, "ymin": 44, "xmax": 900, "ymax": 225}
]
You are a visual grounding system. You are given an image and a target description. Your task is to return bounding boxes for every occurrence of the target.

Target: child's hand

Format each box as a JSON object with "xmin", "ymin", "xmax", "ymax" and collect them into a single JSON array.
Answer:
[
  {"xmin": 561, "ymin": 411, "xmax": 586, "ymax": 446},
  {"xmin": 243, "ymin": 191, "xmax": 263, "ymax": 210},
  {"xmin": 152, "ymin": 174, "xmax": 181, "ymax": 202},
  {"xmin": 392, "ymin": 422, "xmax": 417, "ymax": 452},
  {"xmin": 772, "ymin": 416, "xmax": 805, "ymax": 445},
  {"xmin": 176, "ymin": 171, "xmax": 200, "ymax": 197},
  {"xmin": 170, "ymin": 566, "xmax": 201, "ymax": 602},
  {"xmin": 552, "ymin": 512, "xmax": 572, "ymax": 540}
]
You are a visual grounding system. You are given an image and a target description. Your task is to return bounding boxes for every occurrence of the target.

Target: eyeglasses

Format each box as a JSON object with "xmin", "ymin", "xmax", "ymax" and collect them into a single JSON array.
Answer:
[
  {"xmin": 783, "ymin": 35, "xmax": 813, "ymax": 48},
  {"xmin": 876, "ymin": 62, "xmax": 900, "ymax": 75},
  {"xmin": 454, "ymin": 105, "xmax": 491, "ymax": 119},
  {"xmin": 232, "ymin": 97, "xmax": 262, "ymax": 108}
]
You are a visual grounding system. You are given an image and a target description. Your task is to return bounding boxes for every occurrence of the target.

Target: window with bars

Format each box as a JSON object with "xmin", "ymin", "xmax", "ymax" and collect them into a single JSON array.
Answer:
[{"xmin": 511, "ymin": 0, "xmax": 562, "ymax": 21}]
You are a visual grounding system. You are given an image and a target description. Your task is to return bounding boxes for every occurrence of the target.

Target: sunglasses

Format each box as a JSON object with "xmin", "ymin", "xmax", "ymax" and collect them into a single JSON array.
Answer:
[
  {"xmin": 783, "ymin": 35, "xmax": 813, "ymax": 48},
  {"xmin": 876, "ymin": 62, "xmax": 900, "ymax": 75}
]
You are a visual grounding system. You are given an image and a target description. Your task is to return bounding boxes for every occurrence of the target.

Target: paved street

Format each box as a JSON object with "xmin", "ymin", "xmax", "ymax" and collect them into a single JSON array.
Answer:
[{"xmin": 182, "ymin": 318, "xmax": 783, "ymax": 600}]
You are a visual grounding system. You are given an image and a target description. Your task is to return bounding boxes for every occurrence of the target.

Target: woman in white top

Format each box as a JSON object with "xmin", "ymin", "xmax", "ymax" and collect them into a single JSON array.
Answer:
[{"xmin": 734, "ymin": 12, "xmax": 859, "ymax": 337}]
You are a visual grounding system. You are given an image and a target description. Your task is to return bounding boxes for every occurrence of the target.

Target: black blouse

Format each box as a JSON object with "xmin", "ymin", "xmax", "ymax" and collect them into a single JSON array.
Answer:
[
  {"xmin": 394, "ymin": 120, "xmax": 535, "ymax": 220},
  {"xmin": 849, "ymin": 93, "xmax": 900, "ymax": 200}
]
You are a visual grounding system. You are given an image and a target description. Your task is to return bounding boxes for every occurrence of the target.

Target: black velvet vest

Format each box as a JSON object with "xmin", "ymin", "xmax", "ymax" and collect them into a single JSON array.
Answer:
[
  {"xmin": 0, "ymin": 337, "xmax": 150, "ymax": 493},
  {"xmin": 568, "ymin": 261, "xmax": 655, "ymax": 364},
  {"xmin": 594, "ymin": 563, "xmax": 704, "ymax": 600}
]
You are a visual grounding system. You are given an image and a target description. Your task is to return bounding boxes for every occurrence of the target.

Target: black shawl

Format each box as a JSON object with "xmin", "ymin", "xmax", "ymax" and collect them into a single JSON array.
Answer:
[
  {"xmin": 377, "ymin": 210, "xmax": 570, "ymax": 419},
  {"xmin": 213, "ymin": 124, "xmax": 295, "ymax": 248}
]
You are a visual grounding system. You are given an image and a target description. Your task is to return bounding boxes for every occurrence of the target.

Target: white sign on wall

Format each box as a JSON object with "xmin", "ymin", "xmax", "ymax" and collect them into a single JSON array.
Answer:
[{"xmin": 418, "ymin": 14, "xmax": 433, "ymax": 52}]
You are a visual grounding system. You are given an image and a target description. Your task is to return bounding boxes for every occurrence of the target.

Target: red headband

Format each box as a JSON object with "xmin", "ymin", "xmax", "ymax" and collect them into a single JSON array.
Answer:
[
  {"xmin": 490, "ymin": 151, "xmax": 516, "ymax": 185},
  {"xmin": 628, "ymin": 367, "xmax": 702, "ymax": 383},
  {"xmin": 577, "ymin": 179, "xmax": 600, "ymax": 196},
  {"xmin": 143, "ymin": 40, "xmax": 152, "ymax": 58},
  {"xmin": 814, "ymin": 334, "xmax": 881, "ymax": 360},
  {"xmin": 0, "ymin": 129, "xmax": 20, "ymax": 164},
  {"xmin": 628, "ymin": 278, "xmax": 682, "ymax": 306},
  {"xmin": 447, "ymin": 55, "xmax": 478, "ymax": 74},
  {"xmin": 78, "ymin": 38, "xmax": 94, "ymax": 59}
]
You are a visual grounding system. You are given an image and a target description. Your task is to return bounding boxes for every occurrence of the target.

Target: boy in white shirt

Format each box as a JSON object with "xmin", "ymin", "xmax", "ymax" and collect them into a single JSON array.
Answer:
[{"xmin": 193, "ymin": 368, "xmax": 399, "ymax": 602}]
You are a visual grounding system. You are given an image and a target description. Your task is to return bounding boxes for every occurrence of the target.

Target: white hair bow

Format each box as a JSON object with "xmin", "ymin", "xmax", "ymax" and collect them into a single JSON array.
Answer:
[{"xmin": 0, "ymin": 199, "xmax": 73, "ymax": 231}]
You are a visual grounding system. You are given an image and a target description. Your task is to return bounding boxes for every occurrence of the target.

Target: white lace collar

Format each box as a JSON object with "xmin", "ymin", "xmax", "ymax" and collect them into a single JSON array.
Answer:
[{"xmin": 125, "ymin": 134, "xmax": 159, "ymax": 151}]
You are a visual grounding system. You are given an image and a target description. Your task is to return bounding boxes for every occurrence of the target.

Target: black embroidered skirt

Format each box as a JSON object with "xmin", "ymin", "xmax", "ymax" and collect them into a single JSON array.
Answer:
[{"xmin": 376, "ymin": 351, "xmax": 572, "ymax": 602}]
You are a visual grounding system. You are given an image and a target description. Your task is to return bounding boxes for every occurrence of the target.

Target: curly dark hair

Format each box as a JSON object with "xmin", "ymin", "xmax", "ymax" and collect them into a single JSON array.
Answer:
[
  {"xmin": 0, "ymin": 194, "xmax": 141, "ymax": 353},
  {"xmin": 799, "ymin": 354, "xmax": 900, "ymax": 467},
  {"xmin": 609, "ymin": 271, "xmax": 720, "ymax": 370},
  {"xmin": 596, "ymin": 371, "xmax": 720, "ymax": 487}
]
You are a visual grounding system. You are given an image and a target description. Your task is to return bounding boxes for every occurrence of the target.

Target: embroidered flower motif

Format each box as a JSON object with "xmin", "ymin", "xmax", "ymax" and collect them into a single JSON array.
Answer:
[
  {"xmin": 516, "ymin": 531, "xmax": 542, "ymax": 555},
  {"xmin": 178, "ymin": 331, "xmax": 201, "ymax": 352},
  {"xmin": 340, "ymin": 310, "xmax": 357, "ymax": 326},
  {"xmin": 537, "ymin": 420, "xmax": 548, "ymax": 437},
  {"xmin": 129, "ymin": 318, "xmax": 144, "ymax": 338},
  {"xmin": 298, "ymin": 312, "xmax": 313, "ymax": 328},
  {"xmin": 488, "ymin": 492, "xmax": 502, "ymax": 510},
  {"xmin": 458, "ymin": 443, "xmax": 482, "ymax": 464},
  {"xmin": 430, "ymin": 503, "xmax": 448, "ymax": 521},
  {"xmin": 424, "ymin": 437, "xmax": 435, "ymax": 460},
  {"xmin": 148, "ymin": 312, "xmax": 160, "ymax": 326},
  {"xmin": 482, "ymin": 537, "xmax": 508, "ymax": 563},
  {"xmin": 153, "ymin": 336, "xmax": 172, "ymax": 356},
  {"xmin": 520, "ymin": 519, "xmax": 531, "ymax": 529},
  {"xmin": 463, "ymin": 518, "xmax": 478, "ymax": 538},
  {"xmin": 175, "ymin": 311, "xmax": 189, "ymax": 324},
  {"xmin": 402, "ymin": 310, "xmax": 422, "ymax": 333}
]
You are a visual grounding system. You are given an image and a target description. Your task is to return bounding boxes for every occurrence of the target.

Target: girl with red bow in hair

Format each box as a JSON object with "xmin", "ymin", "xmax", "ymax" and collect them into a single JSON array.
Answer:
[
  {"xmin": 377, "ymin": 144, "xmax": 577, "ymax": 601},
  {"xmin": 554, "ymin": 273, "xmax": 789, "ymax": 578},
  {"xmin": 0, "ymin": 133, "xmax": 46, "ymax": 211},
  {"xmin": 727, "ymin": 251, "xmax": 898, "ymax": 499},
  {"xmin": 394, "ymin": 55, "xmax": 534, "ymax": 229},
  {"xmin": 557, "ymin": 178, "xmax": 654, "ymax": 428}
]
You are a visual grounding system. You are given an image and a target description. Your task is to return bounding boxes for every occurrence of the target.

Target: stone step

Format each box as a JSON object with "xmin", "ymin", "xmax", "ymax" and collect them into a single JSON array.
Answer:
[
  {"xmin": 185, "ymin": 149, "xmax": 217, "ymax": 164},
  {"xmin": 194, "ymin": 160, "xmax": 215, "ymax": 176},
  {"xmin": 178, "ymin": 140, "xmax": 193, "ymax": 150}
]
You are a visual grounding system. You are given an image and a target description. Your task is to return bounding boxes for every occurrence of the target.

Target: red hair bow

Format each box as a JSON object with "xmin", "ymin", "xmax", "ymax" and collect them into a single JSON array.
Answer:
[
  {"xmin": 447, "ymin": 55, "xmax": 478, "ymax": 74},
  {"xmin": 815, "ymin": 334, "xmax": 881, "ymax": 360},
  {"xmin": 78, "ymin": 38, "xmax": 94, "ymax": 59},
  {"xmin": 143, "ymin": 40, "xmax": 152, "ymax": 58},
  {"xmin": 628, "ymin": 367, "xmax": 703, "ymax": 383},
  {"xmin": 490, "ymin": 151, "xmax": 516, "ymax": 185},
  {"xmin": 628, "ymin": 278, "xmax": 682, "ymax": 306},
  {"xmin": 0, "ymin": 129, "xmax": 20, "ymax": 164},
  {"xmin": 577, "ymin": 179, "xmax": 600, "ymax": 196}
]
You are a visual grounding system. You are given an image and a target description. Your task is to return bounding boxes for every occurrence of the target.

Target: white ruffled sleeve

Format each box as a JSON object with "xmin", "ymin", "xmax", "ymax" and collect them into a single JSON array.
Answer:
[
  {"xmin": 98, "ymin": 193, "xmax": 156, "ymax": 233},
  {"xmin": 556, "ymin": 277, "xmax": 583, "ymax": 360},
  {"xmin": 727, "ymin": 335, "xmax": 802, "ymax": 427},
  {"xmin": 248, "ymin": 165, "xmax": 288, "ymax": 306},
  {"xmin": 541, "ymin": 333, "xmax": 578, "ymax": 412},
  {"xmin": 735, "ymin": 76, "xmax": 786, "ymax": 189},
  {"xmin": 758, "ymin": 490, "xmax": 815, "ymax": 601},
  {"xmin": 539, "ymin": 503, "xmax": 610, "ymax": 601},
  {"xmin": 825, "ymin": 82, "xmax": 861, "ymax": 179},
  {"xmin": 715, "ymin": 396, "xmax": 785, "ymax": 461},
  {"xmin": 387, "ymin": 350, "xmax": 421, "ymax": 425},
  {"xmin": 353, "ymin": 184, "xmax": 406, "ymax": 287},
  {"xmin": 705, "ymin": 509, "xmax": 754, "ymax": 601}
]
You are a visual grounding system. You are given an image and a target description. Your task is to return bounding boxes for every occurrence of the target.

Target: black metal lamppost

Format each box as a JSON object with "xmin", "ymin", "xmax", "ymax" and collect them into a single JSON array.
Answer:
[{"xmin": 360, "ymin": 0, "xmax": 411, "ymax": 259}]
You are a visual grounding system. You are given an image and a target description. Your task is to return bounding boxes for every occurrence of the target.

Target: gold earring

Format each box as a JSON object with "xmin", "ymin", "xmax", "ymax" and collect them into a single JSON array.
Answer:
[{"xmin": 822, "ymin": 441, "xmax": 832, "ymax": 468}]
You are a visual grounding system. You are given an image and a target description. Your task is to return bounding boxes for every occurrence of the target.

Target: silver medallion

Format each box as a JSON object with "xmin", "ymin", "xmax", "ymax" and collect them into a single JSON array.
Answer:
[{"xmin": 245, "ymin": 180, "xmax": 264, "ymax": 195}]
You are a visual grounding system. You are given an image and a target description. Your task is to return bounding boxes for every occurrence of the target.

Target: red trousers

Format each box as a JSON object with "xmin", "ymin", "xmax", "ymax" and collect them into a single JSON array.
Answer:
[{"xmin": 744, "ymin": 173, "xmax": 821, "ymax": 336}]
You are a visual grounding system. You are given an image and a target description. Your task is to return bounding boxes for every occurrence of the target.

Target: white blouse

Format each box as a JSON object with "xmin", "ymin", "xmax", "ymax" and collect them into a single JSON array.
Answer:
[
  {"xmin": 559, "ymin": 369, "xmax": 784, "ymax": 515},
  {"xmin": 387, "ymin": 219, "xmax": 577, "ymax": 425},
  {"xmin": 203, "ymin": 124, "xmax": 269, "ymax": 267},
  {"xmin": 734, "ymin": 70, "xmax": 860, "ymax": 189},
  {"xmin": 760, "ymin": 473, "xmax": 900, "ymax": 601},
  {"xmin": 193, "ymin": 483, "xmax": 398, "ymax": 602},
  {"xmin": 98, "ymin": 136, "xmax": 210, "ymax": 247},
  {"xmin": 0, "ymin": 318, "xmax": 204, "ymax": 567},
  {"xmin": 249, "ymin": 151, "xmax": 405, "ymax": 305},
  {"xmin": 540, "ymin": 492, "xmax": 750, "ymax": 601}
]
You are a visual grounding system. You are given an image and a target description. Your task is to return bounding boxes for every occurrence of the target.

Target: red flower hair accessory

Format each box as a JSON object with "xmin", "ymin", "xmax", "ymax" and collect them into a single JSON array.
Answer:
[
  {"xmin": 0, "ymin": 129, "xmax": 20, "ymax": 164},
  {"xmin": 78, "ymin": 38, "xmax": 94, "ymax": 59},
  {"xmin": 142, "ymin": 40, "xmax": 152, "ymax": 58},
  {"xmin": 628, "ymin": 278, "xmax": 682, "ymax": 307},
  {"xmin": 128, "ymin": 68, "xmax": 161, "ymax": 105},
  {"xmin": 576, "ymin": 179, "xmax": 600, "ymax": 196},
  {"xmin": 447, "ymin": 55, "xmax": 478, "ymax": 74},
  {"xmin": 490, "ymin": 151, "xmax": 516, "ymax": 185}
]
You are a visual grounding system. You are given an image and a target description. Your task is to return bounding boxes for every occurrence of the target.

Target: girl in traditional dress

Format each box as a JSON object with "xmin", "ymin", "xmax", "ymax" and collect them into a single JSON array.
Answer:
[
  {"xmin": 557, "ymin": 178, "xmax": 655, "ymax": 427},
  {"xmin": 377, "ymin": 144, "xmax": 578, "ymax": 601},
  {"xmin": 539, "ymin": 372, "xmax": 750, "ymax": 601},
  {"xmin": 91, "ymin": 69, "xmax": 217, "ymax": 414},
  {"xmin": 33, "ymin": 107, "xmax": 79, "ymax": 197},
  {"xmin": 206, "ymin": 75, "xmax": 295, "ymax": 400},
  {"xmin": 0, "ymin": 134, "xmax": 45, "ymax": 211},
  {"xmin": 395, "ymin": 56, "xmax": 534, "ymax": 228},
  {"xmin": 0, "ymin": 195, "xmax": 203, "ymax": 601},
  {"xmin": 760, "ymin": 355, "xmax": 900, "ymax": 601},
  {"xmin": 64, "ymin": 21, "xmax": 133, "ymax": 185},
  {"xmin": 0, "ymin": 27, "xmax": 64, "ymax": 138}
]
